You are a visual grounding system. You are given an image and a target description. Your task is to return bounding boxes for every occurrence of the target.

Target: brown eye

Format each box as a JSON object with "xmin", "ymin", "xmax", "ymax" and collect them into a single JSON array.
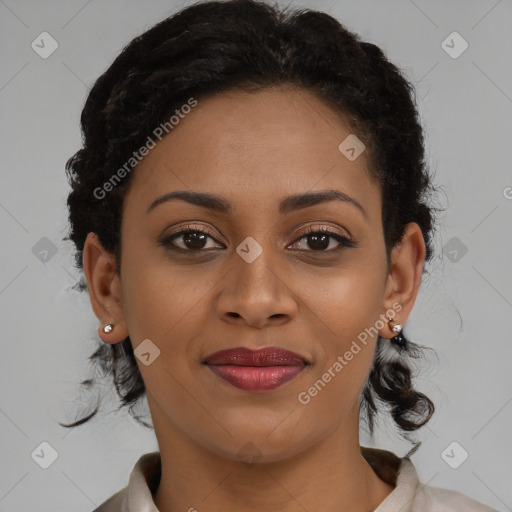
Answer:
[
  {"xmin": 289, "ymin": 227, "xmax": 356, "ymax": 252},
  {"xmin": 159, "ymin": 225, "xmax": 224, "ymax": 252},
  {"xmin": 159, "ymin": 224, "xmax": 356, "ymax": 255}
]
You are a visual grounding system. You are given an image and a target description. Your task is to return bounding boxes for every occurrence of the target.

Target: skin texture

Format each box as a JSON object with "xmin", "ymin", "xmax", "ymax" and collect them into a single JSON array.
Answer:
[{"xmin": 83, "ymin": 85, "xmax": 426, "ymax": 512}]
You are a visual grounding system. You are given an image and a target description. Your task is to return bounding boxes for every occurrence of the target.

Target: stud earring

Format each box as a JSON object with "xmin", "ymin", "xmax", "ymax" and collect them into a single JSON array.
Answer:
[
  {"xmin": 103, "ymin": 324, "xmax": 114, "ymax": 333},
  {"xmin": 387, "ymin": 318, "xmax": 406, "ymax": 349}
]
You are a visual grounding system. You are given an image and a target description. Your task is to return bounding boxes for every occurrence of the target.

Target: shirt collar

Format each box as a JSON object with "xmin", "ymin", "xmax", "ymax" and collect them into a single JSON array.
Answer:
[{"xmin": 122, "ymin": 447, "xmax": 420, "ymax": 512}]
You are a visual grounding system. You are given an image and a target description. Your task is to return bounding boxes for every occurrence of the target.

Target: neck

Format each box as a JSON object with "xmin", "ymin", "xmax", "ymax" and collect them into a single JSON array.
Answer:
[{"xmin": 151, "ymin": 401, "xmax": 395, "ymax": 512}]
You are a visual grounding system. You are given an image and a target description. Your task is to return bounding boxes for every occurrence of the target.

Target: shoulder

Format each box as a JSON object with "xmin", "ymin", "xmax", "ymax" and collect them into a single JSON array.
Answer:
[
  {"xmin": 362, "ymin": 447, "xmax": 500, "ymax": 512},
  {"xmin": 90, "ymin": 451, "xmax": 161, "ymax": 512},
  {"xmin": 399, "ymin": 457, "xmax": 499, "ymax": 512},
  {"xmin": 91, "ymin": 487, "xmax": 127, "ymax": 512},
  {"xmin": 413, "ymin": 482, "xmax": 499, "ymax": 511}
]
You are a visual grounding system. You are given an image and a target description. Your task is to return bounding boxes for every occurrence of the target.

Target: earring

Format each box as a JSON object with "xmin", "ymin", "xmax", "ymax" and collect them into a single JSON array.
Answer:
[
  {"xmin": 387, "ymin": 318, "xmax": 406, "ymax": 349},
  {"xmin": 103, "ymin": 323, "xmax": 114, "ymax": 333}
]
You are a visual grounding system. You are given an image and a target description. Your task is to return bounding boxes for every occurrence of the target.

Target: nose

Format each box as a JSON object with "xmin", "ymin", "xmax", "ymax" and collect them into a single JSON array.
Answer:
[{"xmin": 215, "ymin": 248, "xmax": 298, "ymax": 329}]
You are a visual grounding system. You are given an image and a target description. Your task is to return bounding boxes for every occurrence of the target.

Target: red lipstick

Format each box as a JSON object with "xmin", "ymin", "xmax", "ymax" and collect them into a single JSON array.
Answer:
[{"xmin": 203, "ymin": 347, "xmax": 308, "ymax": 392}]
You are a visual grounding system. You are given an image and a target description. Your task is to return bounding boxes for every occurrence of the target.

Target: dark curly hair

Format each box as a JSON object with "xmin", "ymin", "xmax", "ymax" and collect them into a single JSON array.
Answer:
[{"xmin": 60, "ymin": 0, "xmax": 443, "ymax": 454}]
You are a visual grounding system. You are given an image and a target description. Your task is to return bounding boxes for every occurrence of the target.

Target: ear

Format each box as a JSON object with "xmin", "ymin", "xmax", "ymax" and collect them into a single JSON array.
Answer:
[
  {"xmin": 83, "ymin": 232, "xmax": 129, "ymax": 344},
  {"xmin": 378, "ymin": 222, "xmax": 426, "ymax": 338}
]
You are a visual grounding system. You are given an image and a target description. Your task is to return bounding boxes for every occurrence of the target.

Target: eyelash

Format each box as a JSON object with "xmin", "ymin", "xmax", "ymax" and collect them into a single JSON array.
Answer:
[{"xmin": 159, "ymin": 223, "xmax": 357, "ymax": 254}]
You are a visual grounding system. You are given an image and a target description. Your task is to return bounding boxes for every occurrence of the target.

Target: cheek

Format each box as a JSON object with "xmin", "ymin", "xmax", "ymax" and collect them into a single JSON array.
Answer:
[
  {"xmin": 120, "ymin": 254, "xmax": 209, "ymax": 419},
  {"xmin": 120, "ymin": 241, "xmax": 211, "ymax": 343},
  {"xmin": 325, "ymin": 277, "xmax": 383, "ymax": 348},
  {"xmin": 301, "ymin": 260, "xmax": 385, "ymax": 388},
  {"xmin": 304, "ymin": 255, "xmax": 384, "ymax": 336}
]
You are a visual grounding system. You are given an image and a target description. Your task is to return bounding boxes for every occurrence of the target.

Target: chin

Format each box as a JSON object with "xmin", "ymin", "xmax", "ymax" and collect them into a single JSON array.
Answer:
[{"xmin": 204, "ymin": 426, "xmax": 313, "ymax": 465}]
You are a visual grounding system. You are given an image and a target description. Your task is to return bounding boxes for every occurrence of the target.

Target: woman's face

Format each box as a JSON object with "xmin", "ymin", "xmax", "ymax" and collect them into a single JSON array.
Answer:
[{"xmin": 91, "ymin": 86, "xmax": 420, "ymax": 462}]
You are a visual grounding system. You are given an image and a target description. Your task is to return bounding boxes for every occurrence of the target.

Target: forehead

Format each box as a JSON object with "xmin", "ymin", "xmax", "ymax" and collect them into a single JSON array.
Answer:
[{"xmin": 125, "ymin": 86, "xmax": 380, "ymax": 219}]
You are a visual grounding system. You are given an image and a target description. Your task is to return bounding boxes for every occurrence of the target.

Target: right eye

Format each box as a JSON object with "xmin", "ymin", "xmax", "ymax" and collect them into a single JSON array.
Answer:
[{"xmin": 159, "ymin": 225, "xmax": 224, "ymax": 252}]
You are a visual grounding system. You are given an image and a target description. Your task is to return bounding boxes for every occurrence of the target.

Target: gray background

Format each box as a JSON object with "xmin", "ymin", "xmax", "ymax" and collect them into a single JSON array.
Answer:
[{"xmin": 1, "ymin": 0, "xmax": 511, "ymax": 510}]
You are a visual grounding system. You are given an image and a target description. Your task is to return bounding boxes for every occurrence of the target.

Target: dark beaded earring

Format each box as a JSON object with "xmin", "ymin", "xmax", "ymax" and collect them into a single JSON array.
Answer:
[{"xmin": 387, "ymin": 318, "xmax": 406, "ymax": 349}]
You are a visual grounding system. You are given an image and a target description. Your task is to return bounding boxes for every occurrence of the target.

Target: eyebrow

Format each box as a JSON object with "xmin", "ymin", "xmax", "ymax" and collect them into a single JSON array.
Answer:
[{"xmin": 146, "ymin": 189, "xmax": 367, "ymax": 219}]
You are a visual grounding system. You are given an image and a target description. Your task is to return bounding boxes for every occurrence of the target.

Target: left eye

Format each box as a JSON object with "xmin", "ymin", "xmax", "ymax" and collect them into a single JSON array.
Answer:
[{"xmin": 289, "ymin": 228, "xmax": 356, "ymax": 252}]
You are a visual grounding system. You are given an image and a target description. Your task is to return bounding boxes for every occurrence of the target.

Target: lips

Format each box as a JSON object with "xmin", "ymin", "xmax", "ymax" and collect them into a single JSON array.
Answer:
[
  {"xmin": 204, "ymin": 347, "xmax": 308, "ymax": 366},
  {"xmin": 203, "ymin": 347, "xmax": 309, "ymax": 392}
]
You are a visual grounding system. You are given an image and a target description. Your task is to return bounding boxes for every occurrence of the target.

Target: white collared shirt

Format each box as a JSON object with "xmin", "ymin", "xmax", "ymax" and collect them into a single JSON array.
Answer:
[{"xmin": 92, "ymin": 449, "xmax": 499, "ymax": 511}]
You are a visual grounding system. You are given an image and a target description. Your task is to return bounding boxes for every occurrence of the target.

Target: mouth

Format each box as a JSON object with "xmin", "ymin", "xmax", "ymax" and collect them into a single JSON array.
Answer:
[{"xmin": 203, "ymin": 346, "xmax": 309, "ymax": 392}]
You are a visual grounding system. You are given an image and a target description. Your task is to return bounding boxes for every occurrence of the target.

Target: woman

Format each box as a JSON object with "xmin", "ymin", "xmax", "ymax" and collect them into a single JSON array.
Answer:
[{"xmin": 61, "ymin": 0, "xmax": 499, "ymax": 510}]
